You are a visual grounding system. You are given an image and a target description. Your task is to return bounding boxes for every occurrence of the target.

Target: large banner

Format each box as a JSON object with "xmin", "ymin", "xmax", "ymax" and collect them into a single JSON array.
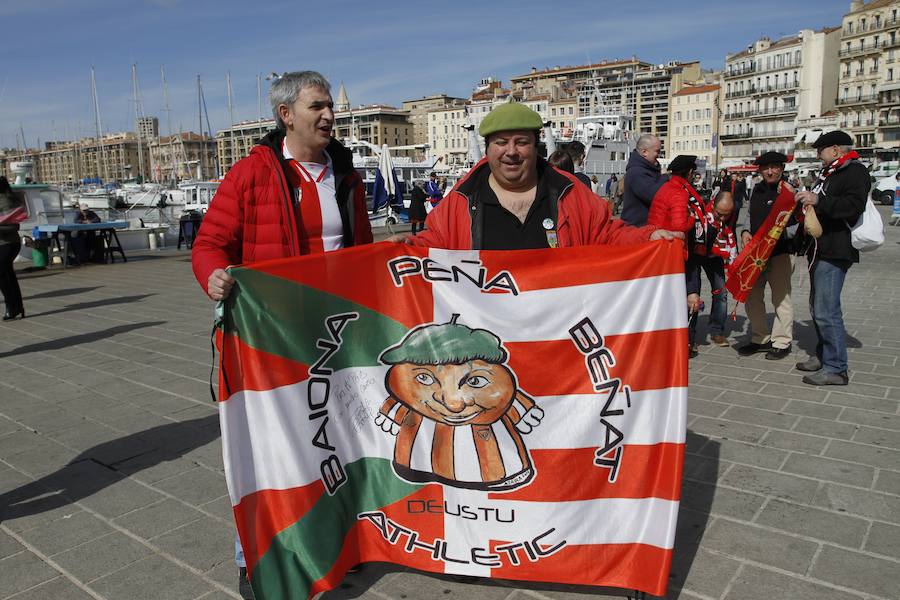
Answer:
[{"xmin": 218, "ymin": 241, "xmax": 688, "ymax": 599}]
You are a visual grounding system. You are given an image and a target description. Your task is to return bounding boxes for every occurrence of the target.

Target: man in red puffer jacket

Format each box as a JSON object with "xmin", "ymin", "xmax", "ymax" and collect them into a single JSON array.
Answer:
[
  {"xmin": 192, "ymin": 70, "xmax": 372, "ymax": 301},
  {"xmin": 647, "ymin": 154, "xmax": 701, "ymax": 235}
]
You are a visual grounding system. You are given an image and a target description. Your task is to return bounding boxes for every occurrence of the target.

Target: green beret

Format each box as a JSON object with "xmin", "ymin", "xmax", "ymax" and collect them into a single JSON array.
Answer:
[
  {"xmin": 380, "ymin": 315, "xmax": 507, "ymax": 365},
  {"xmin": 478, "ymin": 103, "xmax": 543, "ymax": 138}
]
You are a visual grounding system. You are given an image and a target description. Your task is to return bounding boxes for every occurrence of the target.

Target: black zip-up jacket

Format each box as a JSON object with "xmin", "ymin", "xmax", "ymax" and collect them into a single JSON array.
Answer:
[{"xmin": 805, "ymin": 160, "xmax": 869, "ymax": 264}]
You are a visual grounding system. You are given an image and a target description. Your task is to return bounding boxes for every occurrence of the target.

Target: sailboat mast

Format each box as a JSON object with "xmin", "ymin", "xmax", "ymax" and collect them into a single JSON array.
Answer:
[
  {"xmin": 161, "ymin": 65, "xmax": 176, "ymax": 183},
  {"xmin": 91, "ymin": 67, "xmax": 108, "ymax": 183},
  {"xmin": 257, "ymin": 73, "xmax": 262, "ymax": 122},
  {"xmin": 226, "ymin": 71, "xmax": 236, "ymax": 172},
  {"xmin": 197, "ymin": 75, "xmax": 204, "ymax": 180},
  {"xmin": 132, "ymin": 64, "xmax": 146, "ymax": 183}
]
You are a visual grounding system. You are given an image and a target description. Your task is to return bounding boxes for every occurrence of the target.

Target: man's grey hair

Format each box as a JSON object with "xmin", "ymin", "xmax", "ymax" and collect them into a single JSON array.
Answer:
[
  {"xmin": 269, "ymin": 71, "xmax": 331, "ymax": 130},
  {"xmin": 837, "ymin": 144, "xmax": 853, "ymax": 154},
  {"xmin": 636, "ymin": 134, "xmax": 660, "ymax": 151}
]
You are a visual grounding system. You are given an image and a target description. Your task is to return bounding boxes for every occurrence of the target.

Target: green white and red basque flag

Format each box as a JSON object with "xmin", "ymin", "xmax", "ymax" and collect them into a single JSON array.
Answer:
[{"xmin": 218, "ymin": 241, "xmax": 688, "ymax": 600}]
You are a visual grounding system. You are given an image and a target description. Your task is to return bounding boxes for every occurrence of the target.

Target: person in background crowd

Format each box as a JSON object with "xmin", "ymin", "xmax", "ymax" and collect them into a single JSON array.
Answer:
[
  {"xmin": 647, "ymin": 155, "xmax": 700, "ymax": 235},
  {"xmin": 737, "ymin": 152, "xmax": 797, "ymax": 361},
  {"xmin": 687, "ymin": 191, "xmax": 736, "ymax": 355},
  {"xmin": 794, "ymin": 130, "xmax": 869, "ymax": 386},
  {"xmin": 622, "ymin": 134, "xmax": 668, "ymax": 226},
  {"xmin": 612, "ymin": 175, "xmax": 625, "ymax": 215},
  {"xmin": 591, "ymin": 174, "xmax": 602, "ymax": 196},
  {"xmin": 731, "ymin": 173, "xmax": 746, "ymax": 228},
  {"xmin": 408, "ymin": 181, "xmax": 428, "ymax": 234},
  {"xmin": 548, "ymin": 149, "xmax": 575, "ymax": 174},
  {"xmin": 190, "ymin": 70, "xmax": 372, "ymax": 599},
  {"xmin": 565, "ymin": 140, "xmax": 593, "ymax": 188},
  {"xmin": 0, "ymin": 177, "xmax": 25, "ymax": 321},
  {"xmin": 72, "ymin": 202, "xmax": 104, "ymax": 264},
  {"xmin": 425, "ymin": 172, "xmax": 443, "ymax": 207},
  {"xmin": 404, "ymin": 103, "xmax": 683, "ymax": 251}
]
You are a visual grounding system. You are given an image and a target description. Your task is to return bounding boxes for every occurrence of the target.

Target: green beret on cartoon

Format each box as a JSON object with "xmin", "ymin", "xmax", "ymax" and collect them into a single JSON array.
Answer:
[{"xmin": 379, "ymin": 314, "xmax": 507, "ymax": 365}]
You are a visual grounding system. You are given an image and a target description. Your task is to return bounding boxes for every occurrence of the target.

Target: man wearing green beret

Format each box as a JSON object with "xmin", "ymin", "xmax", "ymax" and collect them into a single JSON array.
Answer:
[{"xmin": 404, "ymin": 103, "xmax": 683, "ymax": 250}]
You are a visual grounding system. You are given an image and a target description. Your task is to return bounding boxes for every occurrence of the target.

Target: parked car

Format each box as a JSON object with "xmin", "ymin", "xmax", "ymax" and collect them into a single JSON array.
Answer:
[{"xmin": 872, "ymin": 172, "xmax": 900, "ymax": 205}]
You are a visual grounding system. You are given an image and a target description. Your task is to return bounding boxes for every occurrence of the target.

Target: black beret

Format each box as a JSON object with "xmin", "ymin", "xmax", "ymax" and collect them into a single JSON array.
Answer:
[
  {"xmin": 811, "ymin": 130, "xmax": 853, "ymax": 149},
  {"xmin": 754, "ymin": 151, "xmax": 788, "ymax": 166},
  {"xmin": 668, "ymin": 155, "xmax": 697, "ymax": 173}
]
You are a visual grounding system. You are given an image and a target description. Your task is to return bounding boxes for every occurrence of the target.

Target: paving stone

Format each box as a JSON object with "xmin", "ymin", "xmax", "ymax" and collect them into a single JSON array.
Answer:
[
  {"xmin": 153, "ymin": 467, "xmax": 228, "ymax": 506},
  {"xmin": 851, "ymin": 371, "xmax": 900, "ymax": 390},
  {"xmin": 199, "ymin": 495, "xmax": 233, "ymax": 524},
  {"xmin": 50, "ymin": 530, "xmax": 153, "ymax": 584},
  {"xmin": 813, "ymin": 484, "xmax": 900, "ymax": 524},
  {"xmin": 701, "ymin": 519, "xmax": 818, "ymax": 574},
  {"xmin": 792, "ymin": 416, "xmax": 859, "ymax": 440},
  {"xmin": 781, "ymin": 453, "xmax": 876, "ymax": 487},
  {"xmin": 680, "ymin": 481, "xmax": 764, "ymax": 521},
  {"xmin": 77, "ymin": 477, "xmax": 165, "ymax": 519},
  {"xmin": 150, "ymin": 517, "xmax": 238, "ymax": 572},
  {"xmin": 714, "ymin": 390, "xmax": 788, "ymax": 412},
  {"xmin": 0, "ymin": 551, "xmax": 61, "ymax": 596},
  {"xmin": 864, "ymin": 522, "xmax": 900, "ymax": 560},
  {"xmin": 89, "ymin": 554, "xmax": 214, "ymax": 600},
  {"xmin": 699, "ymin": 438, "xmax": 787, "ymax": 470},
  {"xmin": 724, "ymin": 564, "xmax": 865, "ymax": 600},
  {"xmin": 754, "ymin": 498, "xmax": 868, "ymax": 547},
  {"xmin": 17, "ymin": 509, "xmax": 112, "ymax": 556},
  {"xmin": 840, "ymin": 407, "xmax": 900, "ymax": 432},
  {"xmin": 684, "ymin": 417, "xmax": 769, "ymax": 444},
  {"xmin": 782, "ymin": 399, "xmax": 843, "ymax": 419},
  {"xmin": 0, "ymin": 529, "xmax": 24, "ymax": 560},
  {"xmin": 5, "ymin": 576, "xmax": 96, "ymax": 599},
  {"xmin": 719, "ymin": 405, "xmax": 798, "ymax": 430},
  {"xmin": 824, "ymin": 439, "xmax": 900, "ymax": 470},
  {"xmin": 873, "ymin": 469, "xmax": 900, "ymax": 495},
  {"xmin": 826, "ymin": 391, "xmax": 899, "ymax": 414},
  {"xmin": 760, "ymin": 430, "xmax": 828, "ymax": 454},
  {"xmin": 686, "ymin": 384, "xmax": 723, "ymax": 401},
  {"xmin": 851, "ymin": 426, "xmax": 900, "ymax": 450},
  {"xmin": 114, "ymin": 498, "xmax": 206, "ymax": 540},
  {"xmin": 810, "ymin": 545, "xmax": 900, "ymax": 599},
  {"xmin": 686, "ymin": 398, "xmax": 728, "ymax": 418},
  {"xmin": 669, "ymin": 545, "xmax": 741, "ymax": 599},
  {"xmin": 760, "ymin": 382, "xmax": 831, "ymax": 403},
  {"xmin": 697, "ymin": 375, "xmax": 765, "ymax": 394},
  {"xmin": 720, "ymin": 464, "xmax": 820, "ymax": 504}
]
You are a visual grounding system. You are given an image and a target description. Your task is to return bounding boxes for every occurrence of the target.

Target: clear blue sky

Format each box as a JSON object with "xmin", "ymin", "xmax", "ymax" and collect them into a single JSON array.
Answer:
[{"xmin": 1, "ymin": 0, "xmax": 852, "ymax": 149}]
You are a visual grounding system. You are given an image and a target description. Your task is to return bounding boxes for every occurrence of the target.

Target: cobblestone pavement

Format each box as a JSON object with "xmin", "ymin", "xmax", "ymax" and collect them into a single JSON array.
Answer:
[{"xmin": 1, "ymin": 211, "xmax": 898, "ymax": 600}]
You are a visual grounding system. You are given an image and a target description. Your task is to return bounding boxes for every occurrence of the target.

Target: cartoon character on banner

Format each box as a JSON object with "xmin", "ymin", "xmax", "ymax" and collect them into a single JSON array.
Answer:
[{"xmin": 375, "ymin": 315, "xmax": 543, "ymax": 491}]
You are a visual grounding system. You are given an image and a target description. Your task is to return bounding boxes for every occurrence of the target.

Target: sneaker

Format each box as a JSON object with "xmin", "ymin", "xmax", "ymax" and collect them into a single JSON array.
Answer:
[
  {"xmin": 802, "ymin": 371, "xmax": 848, "ymax": 386},
  {"xmin": 689, "ymin": 344, "xmax": 699, "ymax": 359},
  {"xmin": 238, "ymin": 567, "xmax": 254, "ymax": 600},
  {"xmin": 711, "ymin": 335, "xmax": 729, "ymax": 347},
  {"xmin": 765, "ymin": 346, "xmax": 791, "ymax": 360},
  {"xmin": 795, "ymin": 357, "xmax": 822, "ymax": 372},
  {"xmin": 737, "ymin": 341, "xmax": 772, "ymax": 356}
]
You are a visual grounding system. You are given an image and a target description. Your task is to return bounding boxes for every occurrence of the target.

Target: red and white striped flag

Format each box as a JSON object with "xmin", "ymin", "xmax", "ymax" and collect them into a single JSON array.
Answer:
[{"xmin": 217, "ymin": 241, "xmax": 688, "ymax": 599}]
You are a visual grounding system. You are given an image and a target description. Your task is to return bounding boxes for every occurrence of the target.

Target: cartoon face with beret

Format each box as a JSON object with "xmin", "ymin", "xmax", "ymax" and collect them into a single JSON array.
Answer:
[{"xmin": 376, "ymin": 315, "xmax": 543, "ymax": 491}]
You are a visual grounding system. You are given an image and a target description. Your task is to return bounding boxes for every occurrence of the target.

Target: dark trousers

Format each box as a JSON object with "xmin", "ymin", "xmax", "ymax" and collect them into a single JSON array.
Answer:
[
  {"xmin": 687, "ymin": 255, "xmax": 728, "ymax": 337},
  {"xmin": 0, "ymin": 238, "xmax": 24, "ymax": 313}
]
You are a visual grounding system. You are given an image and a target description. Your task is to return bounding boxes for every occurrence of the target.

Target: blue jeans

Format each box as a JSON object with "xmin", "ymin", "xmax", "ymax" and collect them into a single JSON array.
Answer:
[
  {"xmin": 809, "ymin": 259, "xmax": 850, "ymax": 374},
  {"xmin": 688, "ymin": 256, "xmax": 728, "ymax": 336},
  {"xmin": 235, "ymin": 533, "xmax": 245, "ymax": 568}
]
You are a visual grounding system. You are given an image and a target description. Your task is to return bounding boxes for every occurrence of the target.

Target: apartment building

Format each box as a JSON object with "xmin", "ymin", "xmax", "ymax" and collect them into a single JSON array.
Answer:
[
  {"xmin": 214, "ymin": 119, "xmax": 276, "ymax": 174},
  {"xmin": 402, "ymin": 94, "xmax": 466, "ymax": 157},
  {"xmin": 668, "ymin": 84, "xmax": 721, "ymax": 168},
  {"xmin": 149, "ymin": 132, "xmax": 216, "ymax": 183},
  {"xmin": 35, "ymin": 133, "xmax": 151, "ymax": 185},
  {"xmin": 836, "ymin": 0, "xmax": 900, "ymax": 154},
  {"xmin": 137, "ymin": 117, "xmax": 159, "ymax": 143},
  {"xmin": 721, "ymin": 28, "xmax": 840, "ymax": 164},
  {"xmin": 427, "ymin": 106, "xmax": 470, "ymax": 167},
  {"xmin": 333, "ymin": 105, "xmax": 413, "ymax": 157}
]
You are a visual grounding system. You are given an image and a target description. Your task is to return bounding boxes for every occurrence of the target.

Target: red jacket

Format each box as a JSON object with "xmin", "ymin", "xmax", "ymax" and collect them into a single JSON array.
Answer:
[
  {"xmin": 191, "ymin": 132, "xmax": 372, "ymax": 291},
  {"xmin": 409, "ymin": 158, "xmax": 655, "ymax": 249},
  {"xmin": 647, "ymin": 175, "xmax": 696, "ymax": 234}
]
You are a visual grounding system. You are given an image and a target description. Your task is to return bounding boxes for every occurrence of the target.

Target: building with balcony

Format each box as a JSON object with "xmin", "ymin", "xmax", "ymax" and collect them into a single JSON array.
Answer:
[
  {"xmin": 148, "ymin": 132, "xmax": 216, "ymax": 183},
  {"xmin": 509, "ymin": 59, "xmax": 701, "ymax": 156},
  {"xmin": 721, "ymin": 28, "xmax": 840, "ymax": 164},
  {"xmin": 837, "ymin": 0, "xmax": 900, "ymax": 154},
  {"xmin": 215, "ymin": 119, "xmax": 276, "ymax": 176},
  {"xmin": 402, "ymin": 94, "xmax": 466, "ymax": 159},
  {"xmin": 668, "ymin": 84, "xmax": 721, "ymax": 168},
  {"xmin": 333, "ymin": 105, "xmax": 413, "ymax": 157},
  {"xmin": 427, "ymin": 106, "xmax": 471, "ymax": 167},
  {"xmin": 34, "ymin": 133, "xmax": 151, "ymax": 185}
]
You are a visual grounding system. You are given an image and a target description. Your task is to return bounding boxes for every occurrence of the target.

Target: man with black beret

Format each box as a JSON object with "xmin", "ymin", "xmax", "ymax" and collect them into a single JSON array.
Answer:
[
  {"xmin": 737, "ymin": 151, "xmax": 796, "ymax": 360},
  {"xmin": 406, "ymin": 103, "xmax": 682, "ymax": 250},
  {"xmin": 794, "ymin": 130, "xmax": 869, "ymax": 385}
]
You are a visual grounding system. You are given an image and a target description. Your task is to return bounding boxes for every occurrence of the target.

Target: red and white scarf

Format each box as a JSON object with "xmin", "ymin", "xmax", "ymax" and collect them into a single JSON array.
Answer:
[{"xmin": 811, "ymin": 151, "xmax": 860, "ymax": 195}]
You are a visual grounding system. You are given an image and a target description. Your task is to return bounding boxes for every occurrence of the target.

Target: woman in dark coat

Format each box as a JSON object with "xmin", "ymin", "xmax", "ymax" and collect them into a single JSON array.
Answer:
[
  {"xmin": 0, "ymin": 177, "xmax": 25, "ymax": 320},
  {"xmin": 408, "ymin": 181, "xmax": 428, "ymax": 234}
]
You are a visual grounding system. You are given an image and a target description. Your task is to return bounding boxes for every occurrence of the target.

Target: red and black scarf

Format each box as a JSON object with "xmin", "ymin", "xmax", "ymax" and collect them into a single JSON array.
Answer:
[{"xmin": 811, "ymin": 151, "xmax": 860, "ymax": 195}]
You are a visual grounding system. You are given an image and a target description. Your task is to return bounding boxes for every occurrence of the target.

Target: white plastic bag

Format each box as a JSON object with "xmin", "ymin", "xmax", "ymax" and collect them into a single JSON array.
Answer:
[{"xmin": 848, "ymin": 199, "xmax": 884, "ymax": 251}]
